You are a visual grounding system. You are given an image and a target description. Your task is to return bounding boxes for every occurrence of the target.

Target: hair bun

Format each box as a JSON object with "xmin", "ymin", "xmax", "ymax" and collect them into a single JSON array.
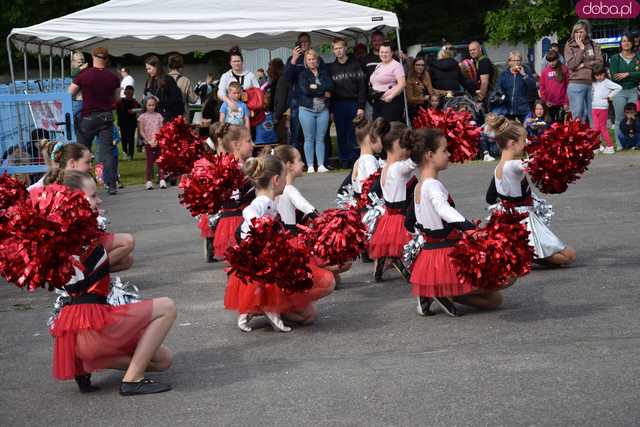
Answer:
[
  {"xmin": 229, "ymin": 46, "xmax": 242, "ymax": 56},
  {"xmin": 243, "ymin": 157, "xmax": 265, "ymax": 181}
]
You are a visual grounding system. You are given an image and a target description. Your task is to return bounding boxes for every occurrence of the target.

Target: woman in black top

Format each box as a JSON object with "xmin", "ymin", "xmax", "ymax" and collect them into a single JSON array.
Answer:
[
  {"xmin": 143, "ymin": 55, "xmax": 184, "ymax": 122},
  {"xmin": 429, "ymin": 46, "xmax": 475, "ymax": 95}
]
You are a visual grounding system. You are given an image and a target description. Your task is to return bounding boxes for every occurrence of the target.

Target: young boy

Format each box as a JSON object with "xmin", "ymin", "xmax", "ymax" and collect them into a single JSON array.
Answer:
[
  {"xmin": 117, "ymin": 85, "xmax": 140, "ymax": 160},
  {"xmin": 618, "ymin": 102, "xmax": 640, "ymax": 150},
  {"xmin": 219, "ymin": 81, "xmax": 250, "ymax": 128},
  {"xmin": 254, "ymin": 91, "xmax": 278, "ymax": 148}
]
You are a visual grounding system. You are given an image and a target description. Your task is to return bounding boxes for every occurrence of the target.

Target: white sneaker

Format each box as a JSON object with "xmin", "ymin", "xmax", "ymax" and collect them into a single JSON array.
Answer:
[
  {"xmin": 237, "ymin": 314, "xmax": 253, "ymax": 332},
  {"xmin": 307, "ymin": 166, "xmax": 315, "ymax": 174},
  {"xmin": 317, "ymin": 165, "xmax": 329, "ymax": 173},
  {"xmin": 602, "ymin": 146, "xmax": 615, "ymax": 154},
  {"xmin": 145, "ymin": 181, "xmax": 153, "ymax": 190},
  {"xmin": 264, "ymin": 311, "xmax": 292, "ymax": 332},
  {"xmin": 159, "ymin": 179, "xmax": 167, "ymax": 189},
  {"xmin": 483, "ymin": 153, "xmax": 495, "ymax": 162}
]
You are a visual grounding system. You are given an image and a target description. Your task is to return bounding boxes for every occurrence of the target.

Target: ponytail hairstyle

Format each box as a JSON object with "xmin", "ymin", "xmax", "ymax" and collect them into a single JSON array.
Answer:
[
  {"xmin": 243, "ymin": 155, "xmax": 284, "ymax": 190},
  {"xmin": 494, "ymin": 115, "xmax": 525, "ymax": 149},
  {"xmin": 381, "ymin": 121, "xmax": 408, "ymax": 152},
  {"xmin": 399, "ymin": 127, "xmax": 416, "ymax": 151},
  {"xmin": 43, "ymin": 143, "xmax": 90, "ymax": 185},
  {"xmin": 410, "ymin": 128, "xmax": 445, "ymax": 164},
  {"xmin": 216, "ymin": 123, "xmax": 250, "ymax": 153},
  {"xmin": 207, "ymin": 122, "xmax": 223, "ymax": 150},
  {"xmin": 353, "ymin": 115, "xmax": 372, "ymax": 145},
  {"xmin": 273, "ymin": 145, "xmax": 297, "ymax": 164},
  {"xmin": 55, "ymin": 169, "xmax": 94, "ymax": 191}
]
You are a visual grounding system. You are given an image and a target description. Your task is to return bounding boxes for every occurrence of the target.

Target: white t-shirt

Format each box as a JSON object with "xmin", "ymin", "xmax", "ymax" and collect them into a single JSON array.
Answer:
[
  {"xmin": 240, "ymin": 195, "xmax": 277, "ymax": 239},
  {"xmin": 495, "ymin": 160, "xmax": 526, "ymax": 197},
  {"xmin": 592, "ymin": 78, "xmax": 622, "ymax": 110},
  {"xmin": 381, "ymin": 158, "xmax": 416, "ymax": 203},
  {"xmin": 217, "ymin": 69, "xmax": 260, "ymax": 101},
  {"xmin": 352, "ymin": 154, "xmax": 380, "ymax": 193},
  {"xmin": 415, "ymin": 178, "xmax": 465, "ymax": 230},
  {"xmin": 276, "ymin": 185, "xmax": 315, "ymax": 225},
  {"xmin": 120, "ymin": 75, "xmax": 135, "ymax": 98}
]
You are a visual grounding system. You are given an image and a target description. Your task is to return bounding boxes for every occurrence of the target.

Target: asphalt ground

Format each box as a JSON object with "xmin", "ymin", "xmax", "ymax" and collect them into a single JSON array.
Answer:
[{"xmin": 1, "ymin": 154, "xmax": 640, "ymax": 426}]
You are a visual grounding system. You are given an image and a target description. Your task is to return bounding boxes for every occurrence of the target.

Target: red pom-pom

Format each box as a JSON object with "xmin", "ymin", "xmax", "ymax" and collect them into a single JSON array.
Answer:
[
  {"xmin": 0, "ymin": 185, "xmax": 99, "ymax": 291},
  {"xmin": 526, "ymin": 118, "xmax": 600, "ymax": 194},
  {"xmin": 449, "ymin": 209, "xmax": 534, "ymax": 289},
  {"xmin": 179, "ymin": 154, "xmax": 245, "ymax": 216},
  {"xmin": 299, "ymin": 208, "xmax": 368, "ymax": 266},
  {"xmin": 412, "ymin": 107, "xmax": 480, "ymax": 162},
  {"xmin": 226, "ymin": 217, "xmax": 313, "ymax": 293},
  {"xmin": 0, "ymin": 173, "xmax": 28, "ymax": 212},
  {"xmin": 357, "ymin": 169, "xmax": 381, "ymax": 210},
  {"xmin": 155, "ymin": 116, "xmax": 205, "ymax": 175}
]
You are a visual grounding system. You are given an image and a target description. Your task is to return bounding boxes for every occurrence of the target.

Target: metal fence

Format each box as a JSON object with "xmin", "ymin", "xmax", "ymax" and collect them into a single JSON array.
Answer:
[{"xmin": 0, "ymin": 90, "xmax": 75, "ymax": 175}]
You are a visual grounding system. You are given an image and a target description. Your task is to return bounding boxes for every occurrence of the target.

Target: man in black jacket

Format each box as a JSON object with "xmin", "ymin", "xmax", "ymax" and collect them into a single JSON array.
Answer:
[{"xmin": 329, "ymin": 38, "xmax": 367, "ymax": 168}]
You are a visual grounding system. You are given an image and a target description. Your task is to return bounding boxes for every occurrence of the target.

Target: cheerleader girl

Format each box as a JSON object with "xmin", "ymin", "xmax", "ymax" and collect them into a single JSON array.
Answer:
[
  {"xmin": 408, "ymin": 129, "xmax": 505, "ymax": 317},
  {"xmin": 210, "ymin": 123, "xmax": 255, "ymax": 261},
  {"xmin": 52, "ymin": 170, "xmax": 176, "ymax": 396},
  {"xmin": 369, "ymin": 122, "xmax": 415, "ymax": 281},
  {"xmin": 351, "ymin": 116, "xmax": 385, "ymax": 196},
  {"xmin": 224, "ymin": 155, "xmax": 335, "ymax": 332},
  {"xmin": 39, "ymin": 143, "xmax": 134, "ymax": 273},
  {"xmin": 200, "ymin": 122, "xmax": 223, "ymax": 263},
  {"xmin": 488, "ymin": 116, "xmax": 576, "ymax": 266}
]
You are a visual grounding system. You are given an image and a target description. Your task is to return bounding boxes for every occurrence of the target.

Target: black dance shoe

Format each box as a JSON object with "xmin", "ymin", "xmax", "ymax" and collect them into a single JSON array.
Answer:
[
  {"xmin": 204, "ymin": 238, "xmax": 216, "ymax": 263},
  {"xmin": 391, "ymin": 259, "xmax": 411, "ymax": 282},
  {"xmin": 416, "ymin": 297, "xmax": 435, "ymax": 316},
  {"xmin": 432, "ymin": 297, "xmax": 460, "ymax": 317},
  {"xmin": 119, "ymin": 378, "xmax": 172, "ymax": 396},
  {"xmin": 374, "ymin": 257, "xmax": 386, "ymax": 282},
  {"xmin": 361, "ymin": 252, "xmax": 374, "ymax": 263},
  {"xmin": 75, "ymin": 374, "xmax": 100, "ymax": 393}
]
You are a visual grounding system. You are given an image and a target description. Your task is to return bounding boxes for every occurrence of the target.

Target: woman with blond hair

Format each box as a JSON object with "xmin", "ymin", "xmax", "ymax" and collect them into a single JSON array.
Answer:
[
  {"xmin": 495, "ymin": 51, "xmax": 536, "ymax": 123},
  {"xmin": 297, "ymin": 49, "xmax": 334, "ymax": 173},
  {"xmin": 429, "ymin": 45, "xmax": 474, "ymax": 96},
  {"xmin": 564, "ymin": 19, "xmax": 603, "ymax": 123}
]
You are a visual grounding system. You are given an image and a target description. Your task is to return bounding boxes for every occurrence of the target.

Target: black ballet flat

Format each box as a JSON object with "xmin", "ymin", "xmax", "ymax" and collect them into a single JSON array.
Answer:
[
  {"xmin": 119, "ymin": 378, "xmax": 172, "ymax": 396},
  {"xmin": 391, "ymin": 259, "xmax": 411, "ymax": 283},
  {"xmin": 416, "ymin": 297, "xmax": 436, "ymax": 317},
  {"xmin": 75, "ymin": 374, "xmax": 100, "ymax": 393},
  {"xmin": 432, "ymin": 297, "xmax": 461, "ymax": 317}
]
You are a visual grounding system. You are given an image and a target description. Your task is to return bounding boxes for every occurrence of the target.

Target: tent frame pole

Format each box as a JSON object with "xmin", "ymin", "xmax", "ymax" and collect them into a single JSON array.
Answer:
[
  {"xmin": 395, "ymin": 27, "xmax": 410, "ymax": 126},
  {"xmin": 6, "ymin": 34, "xmax": 16, "ymax": 93}
]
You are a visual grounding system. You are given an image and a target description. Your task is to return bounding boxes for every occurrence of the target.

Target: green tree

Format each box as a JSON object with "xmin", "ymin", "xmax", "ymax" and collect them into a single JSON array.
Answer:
[{"xmin": 484, "ymin": 0, "xmax": 576, "ymax": 47}]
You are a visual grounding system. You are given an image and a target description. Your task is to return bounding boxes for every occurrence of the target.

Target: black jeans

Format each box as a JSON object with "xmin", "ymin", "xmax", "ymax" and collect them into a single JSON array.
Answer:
[
  {"xmin": 120, "ymin": 125, "xmax": 136, "ymax": 159},
  {"xmin": 78, "ymin": 111, "xmax": 116, "ymax": 188},
  {"xmin": 373, "ymin": 94, "xmax": 405, "ymax": 122}
]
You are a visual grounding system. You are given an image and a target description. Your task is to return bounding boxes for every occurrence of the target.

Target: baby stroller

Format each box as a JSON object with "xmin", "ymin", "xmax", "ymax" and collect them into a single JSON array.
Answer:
[{"xmin": 442, "ymin": 92, "xmax": 484, "ymax": 126}]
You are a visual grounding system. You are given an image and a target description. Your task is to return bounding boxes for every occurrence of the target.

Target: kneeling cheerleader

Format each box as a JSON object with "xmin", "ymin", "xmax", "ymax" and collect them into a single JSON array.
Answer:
[
  {"xmin": 487, "ymin": 116, "xmax": 576, "ymax": 266},
  {"xmin": 407, "ymin": 129, "xmax": 509, "ymax": 317},
  {"xmin": 224, "ymin": 156, "xmax": 335, "ymax": 332}
]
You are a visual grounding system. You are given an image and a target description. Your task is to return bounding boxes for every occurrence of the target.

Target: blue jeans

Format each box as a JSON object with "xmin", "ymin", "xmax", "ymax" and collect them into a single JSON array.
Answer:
[
  {"xmin": 612, "ymin": 88, "xmax": 638, "ymax": 149},
  {"xmin": 567, "ymin": 83, "xmax": 593, "ymax": 124},
  {"xmin": 78, "ymin": 111, "xmax": 116, "ymax": 188},
  {"xmin": 617, "ymin": 132, "xmax": 640, "ymax": 149},
  {"xmin": 299, "ymin": 107, "xmax": 329, "ymax": 167},
  {"xmin": 333, "ymin": 99, "xmax": 358, "ymax": 166}
]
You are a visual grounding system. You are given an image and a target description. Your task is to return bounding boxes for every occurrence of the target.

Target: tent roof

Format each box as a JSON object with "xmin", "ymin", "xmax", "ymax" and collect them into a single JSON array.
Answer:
[{"xmin": 9, "ymin": 0, "xmax": 398, "ymax": 56}]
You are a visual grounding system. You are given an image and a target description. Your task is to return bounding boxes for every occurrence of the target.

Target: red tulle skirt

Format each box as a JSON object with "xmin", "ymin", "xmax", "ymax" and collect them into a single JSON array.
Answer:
[
  {"xmin": 198, "ymin": 214, "xmax": 214, "ymax": 239},
  {"xmin": 213, "ymin": 215, "xmax": 243, "ymax": 259},
  {"xmin": 224, "ymin": 264, "xmax": 335, "ymax": 315},
  {"xmin": 50, "ymin": 300, "xmax": 153, "ymax": 380},
  {"xmin": 368, "ymin": 211, "xmax": 410, "ymax": 259},
  {"xmin": 99, "ymin": 232, "xmax": 115, "ymax": 252},
  {"xmin": 410, "ymin": 247, "xmax": 476, "ymax": 297}
]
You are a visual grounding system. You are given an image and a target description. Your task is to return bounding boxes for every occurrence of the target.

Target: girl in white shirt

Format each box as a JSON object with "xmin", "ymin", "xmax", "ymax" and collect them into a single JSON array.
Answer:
[
  {"xmin": 224, "ymin": 155, "xmax": 335, "ymax": 333},
  {"xmin": 351, "ymin": 116, "xmax": 385, "ymax": 195},
  {"xmin": 592, "ymin": 64, "xmax": 622, "ymax": 153},
  {"xmin": 368, "ymin": 122, "xmax": 415, "ymax": 281},
  {"xmin": 409, "ymin": 128, "xmax": 505, "ymax": 317},
  {"xmin": 487, "ymin": 116, "xmax": 576, "ymax": 266}
]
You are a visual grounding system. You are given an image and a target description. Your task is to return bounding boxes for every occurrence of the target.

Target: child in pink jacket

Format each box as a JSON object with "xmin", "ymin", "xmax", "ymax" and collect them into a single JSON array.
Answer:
[{"xmin": 539, "ymin": 50, "xmax": 569, "ymax": 123}]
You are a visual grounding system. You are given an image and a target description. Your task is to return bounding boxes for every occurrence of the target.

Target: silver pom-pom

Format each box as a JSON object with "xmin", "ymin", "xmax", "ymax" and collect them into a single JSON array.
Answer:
[
  {"xmin": 47, "ymin": 289, "xmax": 71, "ymax": 328},
  {"xmin": 402, "ymin": 233, "xmax": 425, "ymax": 270},
  {"xmin": 336, "ymin": 184, "xmax": 357, "ymax": 210},
  {"xmin": 107, "ymin": 276, "xmax": 142, "ymax": 306},
  {"xmin": 532, "ymin": 193, "xmax": 554, "ymax": 226},
  {"xmin": 97, "ymin": 211, "xmax": 110, "ymax": 231},
  {"xmin": 208, "ymin": 211, "xmax": 222, "ymax": 229},
  {"xmin": 362, "ymin": 192, "xmax": 385, "ymax": 238}
]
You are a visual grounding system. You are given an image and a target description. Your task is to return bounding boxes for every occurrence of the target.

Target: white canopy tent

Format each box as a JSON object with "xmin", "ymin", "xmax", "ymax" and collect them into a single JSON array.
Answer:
[{"xmin": 7, "ymin": 0, "xmax": 400, "ymax": 82}]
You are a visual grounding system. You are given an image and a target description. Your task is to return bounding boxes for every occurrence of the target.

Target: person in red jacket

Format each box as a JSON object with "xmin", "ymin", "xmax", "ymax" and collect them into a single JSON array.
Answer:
[{"xmin": 539, "ymin": 50, "xmax": 569, "ymax": 123}]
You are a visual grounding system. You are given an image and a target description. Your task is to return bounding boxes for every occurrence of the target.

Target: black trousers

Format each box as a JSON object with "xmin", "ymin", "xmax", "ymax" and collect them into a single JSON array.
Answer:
[
  {"xmin": 120, "ymin": 125, "xmax": 136, "ymax": 159},
  {"xmin": 373, "ymin": 95, "xmax": 405, "ymax": 122}
]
